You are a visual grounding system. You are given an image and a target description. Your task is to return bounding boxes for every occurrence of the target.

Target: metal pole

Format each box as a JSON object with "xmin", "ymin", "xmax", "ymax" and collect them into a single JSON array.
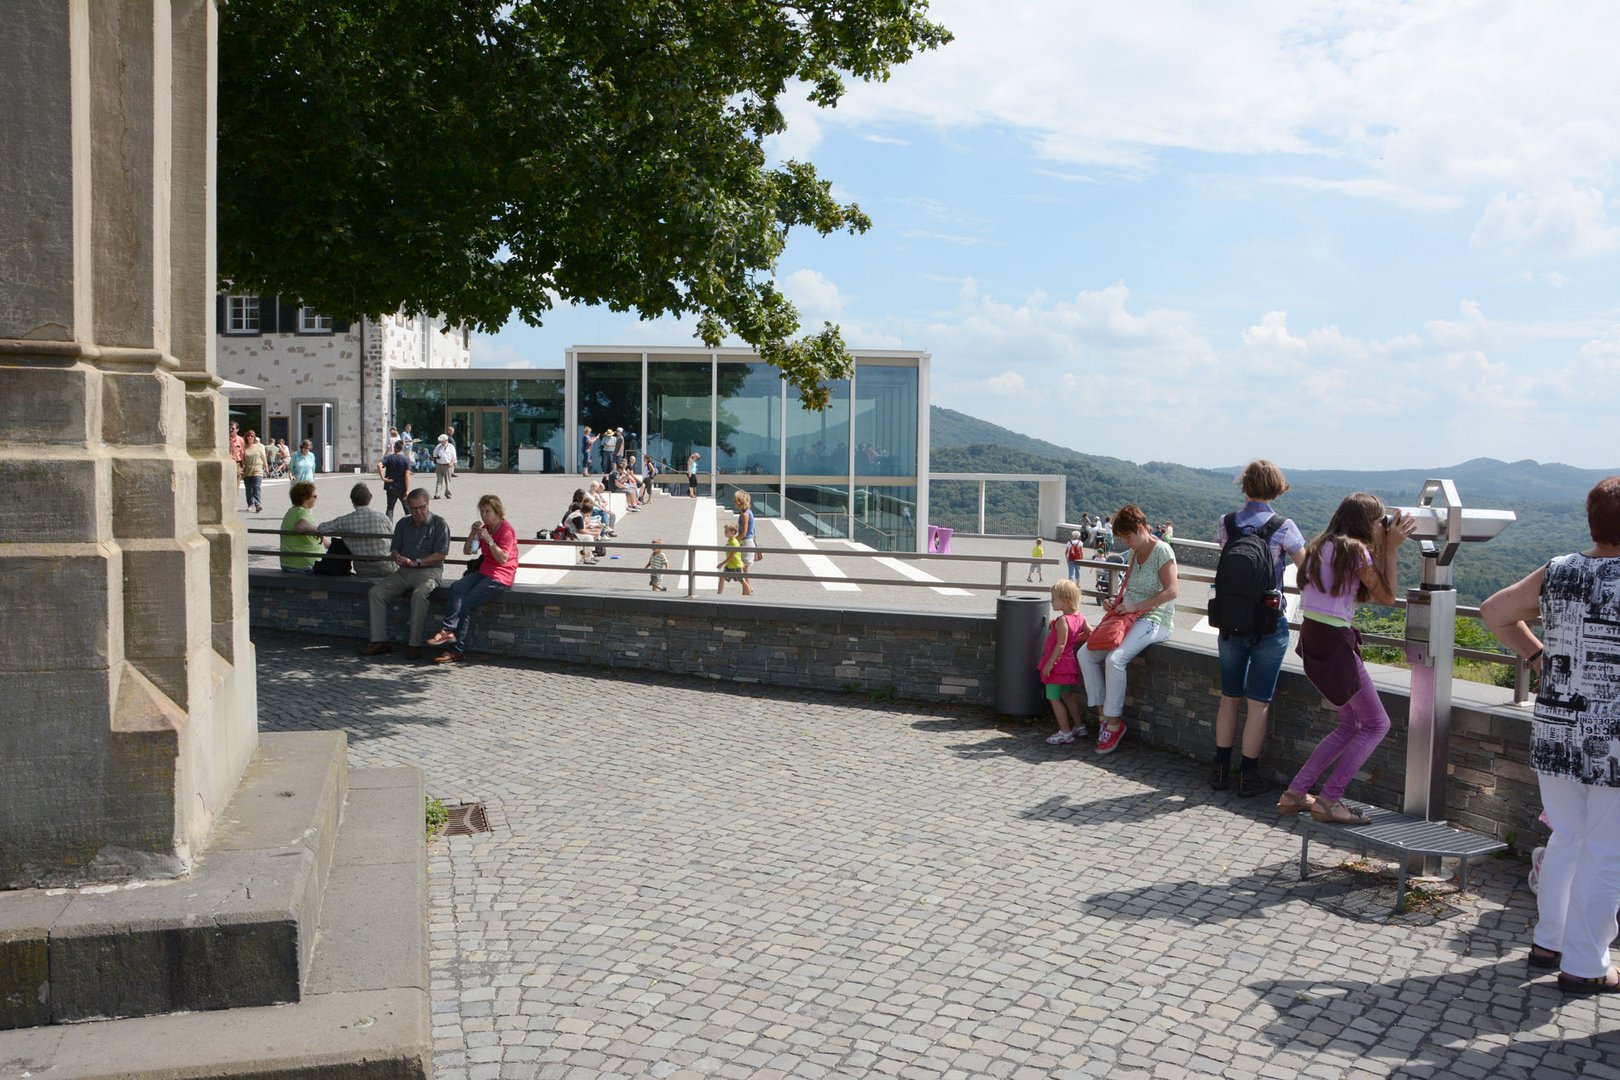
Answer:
[
  {"xmin": 979, "ymin": 481, "xmax": 986, "ymax": 534},
  {"xmin": 999, "ymin": 559, "xmax": 1009, "ymax": 596},
  {"xmin": 686, "ymin": 546, "xmax": 697, "ymax": 598}
]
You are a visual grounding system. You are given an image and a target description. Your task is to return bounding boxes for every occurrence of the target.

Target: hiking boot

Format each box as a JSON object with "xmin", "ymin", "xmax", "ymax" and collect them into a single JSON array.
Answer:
[
  {"xmin": 1209, "ymin": 762, "xmax": 1231, "ymax": 790},
  {"xmin": 1236, "ymin": 771, "xmax": 1272, "ymax": 798}
]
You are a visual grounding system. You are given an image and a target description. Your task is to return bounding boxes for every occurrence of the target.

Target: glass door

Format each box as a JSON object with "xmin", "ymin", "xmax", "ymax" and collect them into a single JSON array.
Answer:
[{"xmin": 447, "ymin": 408, "xmax": 507, "ymax": 472}]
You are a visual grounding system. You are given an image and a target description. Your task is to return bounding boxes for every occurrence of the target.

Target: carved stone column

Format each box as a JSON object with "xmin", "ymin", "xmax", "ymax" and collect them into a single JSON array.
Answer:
[{"xmin": 0, "ymin": 0, "xmax": 256, "ymax": 889}]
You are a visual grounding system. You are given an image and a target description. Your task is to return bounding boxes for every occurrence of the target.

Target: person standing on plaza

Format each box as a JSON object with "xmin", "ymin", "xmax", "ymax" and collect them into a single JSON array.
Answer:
[
  {"xmin": 365, "ymin": 489, "xmax": 451, "ymax": 659},
  {"xmin": 1028, "ymin": 536, "xmax": 1046, "ymax": 582},
  {"xmin": 433, "ymin": 433, "xmax": 456, "ymax": 500},
  {"xmin": 687, "ymin": 451, "xmax": 701, "ymax": 499},
  {"xmin": 1079, "ymin": 504, "xmax": 1178, "ymax": 755},
  {"xmin": 1040, "ymin": 580, "xmax": 1090, "ymax": 744},
  {"xmin": 646, "ymin": 539, "xmax": 669, "ymax": 592},
  {"xmin": 717, "ymin": 523, "xmax": 751, "ymax": 595},
  {"xmin": 426, "ymin": 495, "xmax": 519, "ymax": 664},
  {"xmin": 289, "ymin": 438, "xmax": 316, "ymax": 484},
  {"xmin": 400, "ymin": 423, "xmax": 415, "ymax": 458},
  {"xmin": 278, "ymin": 482, "xmax": 327, "ymax": 572},
  {"xmin": 1208, "ymin": 460, "xmax": 1307, "ymax": 798},
  {"xmin": 580, "ymin": 426, "xmax": 596, "ymax": 476},
  {"xmin": 1482, "ymin": 477, "xmax": 1620, "ymax": 993},
  {"xmin": 600, "ymin": 427, "xmax": 619, "ymax": 472},
  {"xmin": 316, "ymin": 482, "xmax": 395, "ymax": 578},
  {"xmin": 240, "ymin": 430, "xmax": 267, "ymax": 513},
  {"xmin": 1065, "ymin": 531, "xmax": 1087, "ymax": 585},
  {"xmin": 228, "ymin": 420, "xmax": 245, "ymax": 482},
  {"xmin": 376, "ymin": 439, "xmax": 412, "ymax": 519},
  {"xmin": 733, "ymin": 490, "xmax": 759, "ymax": 573},
  {"xmin": 1275, "ymin": 494, "xmax": 1416, "ymax": 825}
]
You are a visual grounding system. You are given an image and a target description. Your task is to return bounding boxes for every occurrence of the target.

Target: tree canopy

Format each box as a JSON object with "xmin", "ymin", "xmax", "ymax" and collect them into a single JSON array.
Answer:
[{"xmin": 217, "ymin": 0, "xmax": 950, "ymax": 407}]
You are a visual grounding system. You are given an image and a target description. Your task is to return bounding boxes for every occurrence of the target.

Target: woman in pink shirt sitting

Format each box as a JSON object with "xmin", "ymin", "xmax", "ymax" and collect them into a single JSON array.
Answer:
[{"xmin": 426, "ymin": 494, "xmax": 519, "ymax": 664}]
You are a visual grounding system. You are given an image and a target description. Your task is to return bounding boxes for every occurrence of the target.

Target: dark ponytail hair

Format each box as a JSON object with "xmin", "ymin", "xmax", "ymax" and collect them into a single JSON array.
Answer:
[{"xmin": 1301, "ymin": 492, "xmax": 1384, "ymax": 602}]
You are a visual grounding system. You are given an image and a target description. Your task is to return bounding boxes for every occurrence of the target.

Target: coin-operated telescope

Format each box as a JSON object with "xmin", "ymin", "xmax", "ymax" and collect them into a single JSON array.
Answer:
[{"xmin": 1388, "ymin": 480, "xmax": 1515, "ymax": 862}]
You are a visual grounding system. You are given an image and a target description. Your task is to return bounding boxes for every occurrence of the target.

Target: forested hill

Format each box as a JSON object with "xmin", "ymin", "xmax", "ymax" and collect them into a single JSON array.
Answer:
[{"xmin": 928, "ymin": 405, "xmax": 1616, "ymax": 606}]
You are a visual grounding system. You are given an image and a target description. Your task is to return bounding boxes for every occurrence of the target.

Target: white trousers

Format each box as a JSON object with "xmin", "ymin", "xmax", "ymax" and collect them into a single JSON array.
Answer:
[{"xmin": 1534, "ymin": 773, "xmax": 1620, "ymax": 977}]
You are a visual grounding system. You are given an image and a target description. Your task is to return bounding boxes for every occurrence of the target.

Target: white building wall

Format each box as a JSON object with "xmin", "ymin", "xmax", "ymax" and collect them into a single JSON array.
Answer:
[{"xmin": 217, "ymin": 297, "xmax": 468, "ymax": 470}]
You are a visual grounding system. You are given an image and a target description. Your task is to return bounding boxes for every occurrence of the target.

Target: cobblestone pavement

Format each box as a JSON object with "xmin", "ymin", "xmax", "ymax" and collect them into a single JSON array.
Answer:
[{"xmin": 254, "ymin": 632, "xmax": 1620, "ymax": 1079}]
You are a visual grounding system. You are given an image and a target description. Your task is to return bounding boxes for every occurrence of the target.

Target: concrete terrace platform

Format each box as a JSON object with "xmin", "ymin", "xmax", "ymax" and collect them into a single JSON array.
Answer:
[
  {"xmin": 245, "ymin": 472, "xmax": 1186, "ymax": 625},
  {"xmin": 249, "ymin": 630, "xmax": 1618, "ymax": 1080}
]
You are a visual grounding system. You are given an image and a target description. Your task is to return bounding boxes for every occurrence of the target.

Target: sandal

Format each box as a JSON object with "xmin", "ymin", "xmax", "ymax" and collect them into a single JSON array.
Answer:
[
  {"xmin": 1310, "ymin": 799, "xmax": 1371, "ymax": 826},
  {"xmin": 1529, "ymin": 944, "xmax": 1562, "ymax": 970},
  {"xmin": 1557, "ymin": 969, "xmax": 1620, "ymax": 994},
  {"xmin": 1276, "ymin": 791, "xmax": 1315, "ymax": 816}
]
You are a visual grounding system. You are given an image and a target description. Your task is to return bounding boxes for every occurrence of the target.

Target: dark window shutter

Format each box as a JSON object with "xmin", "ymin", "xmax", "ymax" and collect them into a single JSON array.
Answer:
[
  {"xmin": 332, "ymin": 316, "xmax": 352, "ymax": 334},
  {"xmin": 278, "ymin": 296, "xmax": 299, "ymax": 334},
  {"xmin": 216, "ymin": 293, "xmax": 226, "ymax": 334}
]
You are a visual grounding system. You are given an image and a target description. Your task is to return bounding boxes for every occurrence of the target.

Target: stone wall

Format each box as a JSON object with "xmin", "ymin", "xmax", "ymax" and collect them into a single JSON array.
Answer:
[{"xmin": 249, "ymin": 574, "xmax": 1542, "ymax": 850}]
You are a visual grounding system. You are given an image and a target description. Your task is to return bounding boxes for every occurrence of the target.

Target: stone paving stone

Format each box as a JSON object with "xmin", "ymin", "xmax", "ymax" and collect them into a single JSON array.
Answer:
[{"xmin": 253, "ymin": 631, "xmax": 1620, "ymax": 1079}]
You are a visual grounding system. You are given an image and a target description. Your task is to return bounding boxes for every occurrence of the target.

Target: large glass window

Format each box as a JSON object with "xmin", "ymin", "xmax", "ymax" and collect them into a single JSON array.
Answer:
[
  {"xmin": 646, "ymin": 362, "xmax": 711, "ymax": 475},
  {"xmin": 855, "ymin": 485, "xmax": 918, "ymax": 552},
  {"xmin": 392, "ymin": 379, "xmax": 448, "ymax": 456},
  {"xmin": 783, "ymin": 483, "xmax": 849, "ymax": 540},
  {"xmin": 577, "ymin": 361, "xmax": 642, "ymax": 469},
  {"xmin": 228, "ymin": 400, "xmax": 264, "ymax": 439},
  {"xmin": 854, "ymin": 365, "xmax": 918, "ymax": 478},
  {"xmin": 508, "ymin": 378, "xmax": 565, "ymax": 472},
  {"xmin": 715, "ymin": 363, "xmax": 781, "ymax": 477},
  {"xmin": 446, "ymin": 379, "xmax": 509, "ymax": 407},
  {"xmin": 721, "ymin": 481, "xmax": 782, "ymax": 520},
  {"xmin": 785, "ymin": 379, "xmax": 850, "ymax": 476}
]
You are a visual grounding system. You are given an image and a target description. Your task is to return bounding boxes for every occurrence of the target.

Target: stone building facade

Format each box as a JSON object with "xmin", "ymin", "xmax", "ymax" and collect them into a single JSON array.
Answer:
[{"xmin": 215, "ymin": 293, "xmax": 469, "ymax": 471}]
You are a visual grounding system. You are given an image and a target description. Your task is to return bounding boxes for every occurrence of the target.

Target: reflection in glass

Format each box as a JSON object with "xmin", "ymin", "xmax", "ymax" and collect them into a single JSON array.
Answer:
[
  {"xmin": 446, "ymin": 380, "xmax": 508, "ymax": 407},
  {"xmin": 508, "ymin": 378, "xmax": 565, "ymax": 472},
  {"xmin": 715, "ymin": 363, "xmax": 780, "ymax": 476},
  {"xmin": 721, "ymin": 481, "xmax": 781, "ymax": 519},
  {"xmin": 392, "ymin": 379, "xmax": 447, "ymax": 468},
  {"xmin": 785, "ymin": 379, "xmax": 850, "ymax": 476},
  {"xmin": 855, "ymin": 485, "xmax": 917, "ymax": 551},
  {"xmin": 577, "ymin": 361, "xmax": 642, "ymax": 470},
  {"xmin": 646, "ymin": 362, "xmax": 711, "ymax": 475},
  {"xmin": 854, "ymin": 366, "xmax": 918, "ymax": 477},
  {"xmin": 783, "ymin": 484, "xmax": 849, "ymax": 540}
]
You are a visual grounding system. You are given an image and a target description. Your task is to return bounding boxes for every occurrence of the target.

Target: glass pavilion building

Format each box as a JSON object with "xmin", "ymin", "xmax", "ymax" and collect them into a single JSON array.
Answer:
[{"xmin": 390, "ymin": 345, "xmax": 931, "ymax": 552}]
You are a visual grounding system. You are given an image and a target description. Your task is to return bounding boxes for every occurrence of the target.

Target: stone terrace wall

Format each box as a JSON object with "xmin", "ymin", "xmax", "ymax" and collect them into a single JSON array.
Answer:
[{"xmin": 250, "ymin": 573, "xmax": 1543, "ymax": 851}]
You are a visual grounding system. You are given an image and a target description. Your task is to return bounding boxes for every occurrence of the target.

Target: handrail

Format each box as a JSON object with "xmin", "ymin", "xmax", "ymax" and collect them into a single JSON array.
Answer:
[{"xmin": 244, "ymin": 527, "xmax": 1535, "ymax": 702}]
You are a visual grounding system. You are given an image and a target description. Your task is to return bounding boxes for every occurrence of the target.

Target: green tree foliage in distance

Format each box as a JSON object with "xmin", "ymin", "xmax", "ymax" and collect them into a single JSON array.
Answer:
[
  {"xmin": 930, "ymin": 406, "xmax": 1611, "ymax": 606},
  {"xmin": 217, "ymin": 1, "xmax": 950, "ymax": 409}
]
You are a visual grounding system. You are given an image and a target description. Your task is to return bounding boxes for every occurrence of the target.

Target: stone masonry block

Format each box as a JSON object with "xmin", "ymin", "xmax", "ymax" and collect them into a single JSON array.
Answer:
[
  {"xmin": 0, "ymin": 363, "xmax": 97, "ymax": 445},
  {"xmin": 101, "ymin": 368, "xmax": 185, "ymax": 448},
  {"xmin": 111, "ymin": 453, "xmax": 199, "ymax": 539},
  {"xmin": 0, "ymin": 553, "xmax": 120, "ymax": 673},
  {"xmin": 184, "ymin": 386, "xmax": 227, "ymax": 455},
  {"xmin": 0, "ymin": 456, "xmax": 106, "ymax": 543},
  {"xmin": 120, "ymin": 539, "xmax": 211, "ymax": 693}
]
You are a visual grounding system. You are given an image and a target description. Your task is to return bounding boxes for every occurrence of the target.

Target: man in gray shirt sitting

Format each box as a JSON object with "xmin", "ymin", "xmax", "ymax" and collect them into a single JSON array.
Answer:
[
  {"xmin": 317, "ymin": 482, "xmax": 395, "ymax": 577},
  {"xmin": 364, "ymin": 488, "xmax": 451, "ymax": 660}
]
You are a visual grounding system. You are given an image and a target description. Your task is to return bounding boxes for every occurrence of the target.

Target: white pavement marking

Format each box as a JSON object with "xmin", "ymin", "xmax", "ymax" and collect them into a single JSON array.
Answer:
[
  {"xmin": 513, "ymin": 541, "xmax": 575, "ymax": 586},
  {"xmin": 765, "ymin": 517, "xmax": 860, "ymax": 591},
  {"xmin": 829, "ymin": 538, "xmax": 972, "ymax": 596},
  {"xmin": 678, "ymin": 496, "xmax": 719, "ymax": 592}
]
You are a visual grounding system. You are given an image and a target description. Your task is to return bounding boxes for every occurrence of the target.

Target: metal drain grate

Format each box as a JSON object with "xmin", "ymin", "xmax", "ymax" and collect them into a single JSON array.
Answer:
[{"xmin": 443, "ymin": 802, "xmax": 492, "ymax": 837}]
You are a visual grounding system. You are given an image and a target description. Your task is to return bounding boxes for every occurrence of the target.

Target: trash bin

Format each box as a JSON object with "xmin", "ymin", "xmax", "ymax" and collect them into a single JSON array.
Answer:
[{"xmin": 994, "ymin": 594, "xmax": 1049, "ymax": 717}]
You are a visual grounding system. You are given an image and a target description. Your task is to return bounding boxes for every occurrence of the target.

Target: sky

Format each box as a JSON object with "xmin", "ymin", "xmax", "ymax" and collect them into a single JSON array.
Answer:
[{"xmin": 474, "ymin": 1, "xmax": 1620, "ymax": 472}]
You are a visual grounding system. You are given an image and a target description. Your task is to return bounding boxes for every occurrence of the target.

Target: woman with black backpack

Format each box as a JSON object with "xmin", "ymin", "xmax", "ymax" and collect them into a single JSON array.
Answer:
[{"xmin": 1208, "ymin": 460, "xmax": 1307, "ymax": 797}]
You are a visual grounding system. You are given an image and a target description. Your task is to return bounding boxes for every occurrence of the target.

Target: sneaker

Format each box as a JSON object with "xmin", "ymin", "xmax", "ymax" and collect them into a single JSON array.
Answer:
[
  {"xmin": 1236, "ymin": 771, "xmax": 1272, "ymax": 798},
  {"xmin": 1095, "ymin": 721, "xmax": 1126, "ymax": 755},
  {"xmin": 1045, "ymin": 730, "xmax": 1075, "ymax": 745},
  {"xmin": 1210, "ymin": 763, "xmax": 1231, "ymax": 791}
]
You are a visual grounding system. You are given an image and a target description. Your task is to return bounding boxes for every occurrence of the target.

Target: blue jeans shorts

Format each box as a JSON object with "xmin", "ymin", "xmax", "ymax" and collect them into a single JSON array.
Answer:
[{"xmin": 1217, "ymin": 620, "xmax": 1290, "ymax": 703}]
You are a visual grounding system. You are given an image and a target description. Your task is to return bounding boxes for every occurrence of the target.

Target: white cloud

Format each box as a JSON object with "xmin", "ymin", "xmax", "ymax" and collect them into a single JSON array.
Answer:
[
  {"xmin": 814, "ymin": 2, "xmax": 1620, "ymax": 233},
  {"xmin": 780, "ymin": 268, "xmax": 846, "ymax": 322},
  {"xmin": 468, "ymin": 335, "xmax": 534, "ymax": 368},
  {"xmin": 1472, "ymin": 184, "xmax": 1620, "ymax": 259}
]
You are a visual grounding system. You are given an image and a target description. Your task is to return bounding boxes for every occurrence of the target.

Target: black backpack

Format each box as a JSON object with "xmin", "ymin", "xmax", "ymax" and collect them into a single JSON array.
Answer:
[{"xmin": 1209, "ymin": 513, "xmax": 1285, "ymax": 642}]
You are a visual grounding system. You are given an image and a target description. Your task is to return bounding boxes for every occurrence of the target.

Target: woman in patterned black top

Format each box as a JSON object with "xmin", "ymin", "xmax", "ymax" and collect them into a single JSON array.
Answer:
[{"xmin": 1483, "ymin": 477, "xmax": 1620, "ymax": 994}]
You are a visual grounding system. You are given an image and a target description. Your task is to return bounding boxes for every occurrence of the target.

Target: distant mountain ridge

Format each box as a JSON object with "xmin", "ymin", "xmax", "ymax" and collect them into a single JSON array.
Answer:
[
  {"xmin": 930, "ymin": 406, "xmax": 1615, "ymax": 506},
  {"xmin": 927, "ymin": 405, "xmax": 1614, "ymax": 605}
]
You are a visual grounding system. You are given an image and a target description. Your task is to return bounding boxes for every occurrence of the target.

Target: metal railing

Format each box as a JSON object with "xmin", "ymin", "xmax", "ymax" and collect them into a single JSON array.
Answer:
[{"xmin": 245, "ymin": 528, "xmax": 1534, "ymax": 701}]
